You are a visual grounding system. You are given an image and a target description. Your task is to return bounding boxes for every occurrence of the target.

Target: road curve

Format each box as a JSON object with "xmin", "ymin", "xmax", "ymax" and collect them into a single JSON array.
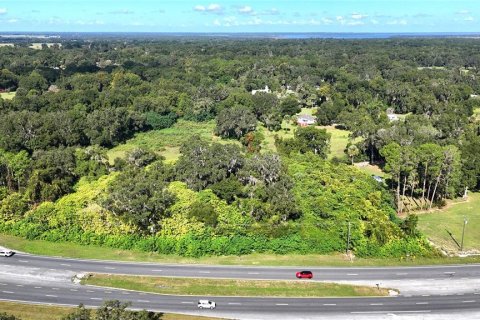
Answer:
[{"xmin": 1, "ymin": 253, "xmax": 479, "ymax": 319}]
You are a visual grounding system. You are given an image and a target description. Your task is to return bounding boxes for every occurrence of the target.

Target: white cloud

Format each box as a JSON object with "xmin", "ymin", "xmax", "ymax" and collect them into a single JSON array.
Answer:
[
  {"xmin": 464, "ymin": 16, "xmax": 474, "ymax": 21},
  {"xmin": 370, "ymin": 19, "xmax": 379, "ymax": 25},
  {"xmin": 347, "ymin": 20, "xmax": 365, "ymax": 26},
  {"xmin": 194, "ymin": 3, "xmax": 223, "ymax": 14},
  {"xmin": 239, "ymin": 5, "xmax": 253, "ymax": 15},
  {"xmin": 108, "ymin": 9, "xmax": 134, "ymax": 15},
  {"xmin": 456, "ymin": 10, "xmax": 470, "ymax": 15},
  {"xmin": 0, "ymin": 8, "xmax": 7, "ymax": 14},
  {"xmin": 387, "ymin": 19, "xmax": 407, "ymax": 25},
  {"xmin": 8, "ymin": 18, "xmax": 17, "ymax": 23},
  {"xmin": 351, "ymin": 13, "xmax": 367, "ymax": 20},
  {"xmin": 321, "ymin": 18, "xmax": 333, "ymax": 24}
]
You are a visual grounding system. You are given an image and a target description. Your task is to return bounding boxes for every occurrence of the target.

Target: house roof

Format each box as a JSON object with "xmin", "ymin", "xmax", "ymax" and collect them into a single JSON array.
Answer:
[{"xmin": 297, "ymin": 114, "xmax": 316, "ymax": 121}]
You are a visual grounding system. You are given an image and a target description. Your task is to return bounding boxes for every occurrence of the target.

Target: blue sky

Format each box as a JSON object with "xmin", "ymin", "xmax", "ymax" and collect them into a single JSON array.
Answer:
[{"xmin": 0, "ymin": 1, "xmax": 478, "ymax": 33}]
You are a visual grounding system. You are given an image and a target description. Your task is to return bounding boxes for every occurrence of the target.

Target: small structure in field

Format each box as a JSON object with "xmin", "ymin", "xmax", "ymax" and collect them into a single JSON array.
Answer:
[{"xmin": 296, "ymin": 114, "xmax": 316, "ymax": 126}]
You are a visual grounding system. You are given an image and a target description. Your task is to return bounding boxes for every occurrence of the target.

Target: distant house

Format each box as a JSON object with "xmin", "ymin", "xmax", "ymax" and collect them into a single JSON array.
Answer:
[
  {"xmin": 372, "ymin": 175, "xmax": 384, "ymax": 183},
  {"xmin": 297, "ymin": 114, "xmax": 316, "ymax": 126},
  {"xmin": 251, "ymin": 85, "xmax": 271, "ymax": 95}
]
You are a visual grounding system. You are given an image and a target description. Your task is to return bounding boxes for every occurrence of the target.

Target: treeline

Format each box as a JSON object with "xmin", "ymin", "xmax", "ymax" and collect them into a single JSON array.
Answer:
[{"xmin": 1, "ymin": 37, "xmax": 480, "ymax": 258}]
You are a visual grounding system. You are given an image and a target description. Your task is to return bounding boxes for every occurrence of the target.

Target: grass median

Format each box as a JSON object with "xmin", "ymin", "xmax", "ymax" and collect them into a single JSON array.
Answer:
[{"xmin": 82, "ymin": 273, "xmax": 390, "ymax": 297}]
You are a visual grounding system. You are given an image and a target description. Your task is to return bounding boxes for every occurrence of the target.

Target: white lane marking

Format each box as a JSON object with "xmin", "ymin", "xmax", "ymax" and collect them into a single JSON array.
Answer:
[
  {"xmin": 228, "ymin": 302, "xmax": 242, "ymax": 305},
  {"xmin": 474, "ymin": 293, "xmax": 480, "ymax": 295},
  {"xmin": 347, "ymin": 273, "xmax": 358, "ymax": 276},
  {"xmin": 463, "ymin": 300, "xmax": 476, "ymax": 303},
  {"xmin": 323, "ymin": 304, "xmax": 337, "ymax": 306},
  {"xmin": 121, "ymin": 292, "xmax": 130, "ymax": 295},
  {"xmin": 104, "ymin": 267, "xmax": 116, "ymax": 270},
  {"xmin": 52, "ymin": 288, "xmax": 59, "ymax": 290},
  {"xmin": 370, "ymin": 303, "xmax": 383, "ymax": 306},
  {"xmin": 46, "ymin": 295, "xmax": 57, "ymax": 298},
  {"xmin": 49, "ymin": 269, "xmax": 57, "ymax": 271},
  {"xmin": 457, "ymin": 293, "xmax": 465, "ymax": 296},
  {"xmin": 105, "ymin": 291, "xmax": 112, "ymax": 294},
  {"xmin": 276, "ymin": 303, "xmax": 289, "ymax": 306},
  {"xmin": 248, "ymin": 272, "xmax": 260, "ymax": 275},
  {"xmin": 18, "ymin": 260, "xmax": 29, "ymax": 263},
  {"xmin": 16, "ymin": 285, "xmax": 23, "ymax": 287},
  {"xmin": 396, "ymin": 273, "xmax": 408, "ymax": 275},
  {"xmin": 421, "ymin": 294, "xmax": 430, "ymax": 297},
  {"xmin": 70, "ymin": 289, "xmax": 78, "ymax": 292},
  {"xmin": 86, "ymin": 290, "xmax": 95, "ymax": 293},
  {"xmin": 416, "ymin": 302, "xmax": 429, "ymax": 305},
  {"xmin": 181, "ymin": 302, "xmax": 193, "ymax": 304},
  {"xmin": 444, "ymin": 272, "xmax": 455, "ymax": 274},
  {"xmin": 90, "ymin": 298, "xmax": 102, "ymax": 300},
  {"xmin": 0, "ymin": 283, "xmax": 6, "ymax": 286},
  {"xmin": 60, "ymin": 264, "xmax": 71, "ymax": 267},
  {"xmin": 151, "ymin": 269, "xmax": 163, "ymax": 272},
  {"xmin": 352, "ymin": 311, "xmax": 431, "ymax": 314},
  {"xmin": 137, "ymin": 300, "xmax": 150, "ymax": 303},
  {"xmin": 198, "ymin": 271, "xmax": 211, "ymax": 274},
  {"xmin": 2, "ymin": 291, "xmax": 14, "ymax": 294},
  {"xmin": 34, "ymin": 287, "xmax": 42, "ymax": 289}
]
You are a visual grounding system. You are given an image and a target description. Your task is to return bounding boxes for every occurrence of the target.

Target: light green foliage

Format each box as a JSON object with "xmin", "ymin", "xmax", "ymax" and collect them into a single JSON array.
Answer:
[
  {"xmin": 287, "ymin": 154, "xmax": 401, "ymax": 251},
  {"xmin": 0, "ymin": 193, "xmax": 29, "ymax": 222}
]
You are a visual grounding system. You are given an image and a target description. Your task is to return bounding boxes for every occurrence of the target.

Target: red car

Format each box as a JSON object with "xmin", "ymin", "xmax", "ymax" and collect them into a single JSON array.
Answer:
[{"xmin": 296, "ymin": 271, "xmax": 313, "ymax": 279}]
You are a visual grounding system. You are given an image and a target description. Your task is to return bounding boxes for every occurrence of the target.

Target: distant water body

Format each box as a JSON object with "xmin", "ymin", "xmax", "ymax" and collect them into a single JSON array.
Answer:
[{"xmin": 1, "ymin": 32, "xmax": 480, "ymax": 40}]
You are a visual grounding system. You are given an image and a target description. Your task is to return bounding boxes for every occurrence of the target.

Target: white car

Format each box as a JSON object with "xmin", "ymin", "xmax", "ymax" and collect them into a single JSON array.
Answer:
[
  {"xmin": 0, "ymin": 250, "xmax": 14, "ymax": 257},
  {"xmin": 197, "ymin": 300, "xmax": 216, "ymax": 309}
]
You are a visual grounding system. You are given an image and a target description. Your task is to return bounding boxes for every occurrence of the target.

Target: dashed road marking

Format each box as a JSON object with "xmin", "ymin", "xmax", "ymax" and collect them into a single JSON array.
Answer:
[
  {"xmin": 121, "ymin": 292, "xmax": 130, "ymax": 295},
  {"xmin": 90, "ymin": 298, "xmax": 102, "ymax": 300},
  {"xmin": 46, "ymin": 295, "xmax": 57, "ymax": 298},
  {"xmin": 34, "ymin": 287, "xmax": 42, "ymax": 289},
  {"xmin": 2, "ymin": 291, "xmax": 14, "ymax": 294},
  {"xmin": 181, "ymin": 302, "xmax": 193, "ymax": 304},
  {"xmin": 105, "ymin": 291, "xmax": 111, "ymax": 294},
  {"xmin": 49, "ymin": 269, "xmax": 57, "ymax": 271},
  {"xmin": 0, "ymin": 283, "xmax": 7, "ymax": 286},
  {"xmin": 463, "ymin": 300, "xmax": 476, "ymax": 303},
  {"xmin": 151, "ymin": 269, "xmax": 163, "ymax": 272},
  {"xmin": 18, "ymin": 260, "xmax": 29, "ymax": 263},
  {"xmin": 396, "ymin": 273, "xmax": 408, "ymax": 275},
  {"xmin": 421, "ymin": 294, "xmax": 430, "ymax": 297},
  {"xmin": 347, "ymin": 274, "xmax": 358, "ymax": 276},
  {"xmin": 199, "ymin": 271, "xmax": 211, "ymax": 274},
  {"xmin": 248, "ymin": 272, "xmax": 260, "ymax": 275},
  {"xmin": 276, "ymin": 303, "xmax": 289, "ymax": 306},
  {"xmin": 70, "ymin": 289, "xmax": 78, "ymax": 292},
  {"xmin": 52, "ymin": 288, "xmax": 59, "ymax": 290},
  {"xmin": 104, "ymin": 267, "xmax": 116, "ymax": 270},
  {"xmin": 228, "ymin": 302, "xmax": 242, "ymax": 305},
  {"xmin": 86, "ymin": 290, "xmax": 95, "ymax": 293},
  {"xmin": 16, "ymin": 285, "xmax": 23, "ymax": 287},
  {"xmin": 137, "ymin": 300, "xmax": 150, "ymax": 303},
  {"xmin": 416, "ymin": 302, "xmax": 429, "ymax": 305},
  {"xmin": 370, "ymin": 303, "xmax": 383, "ymax": 306},
  {"xmin": 60, "ymin": 264, "xmax": 71, "ymax": 267},
  {"xmin": 323, "ymin": 303, "xmax": 337, "ymax": 306}
]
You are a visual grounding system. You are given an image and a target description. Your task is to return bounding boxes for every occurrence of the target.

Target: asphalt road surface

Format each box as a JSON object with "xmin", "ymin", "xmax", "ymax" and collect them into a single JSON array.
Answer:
[{"xmin": 1, "ymin": 253, "xmax": 479, "ymax": 319}]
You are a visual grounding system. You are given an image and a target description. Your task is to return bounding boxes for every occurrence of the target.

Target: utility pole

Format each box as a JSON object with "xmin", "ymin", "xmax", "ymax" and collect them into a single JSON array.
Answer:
[
  {"xmin": 346, "ymin": 222, "xmax": 351, "ymax": 254},
  {"xmin": 461, "ymin": 217, "xmax": 468, "ymax": 252}
]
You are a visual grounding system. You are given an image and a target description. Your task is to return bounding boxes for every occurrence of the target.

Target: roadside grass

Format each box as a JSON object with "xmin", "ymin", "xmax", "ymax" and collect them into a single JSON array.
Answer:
[
  {"xmin": 417, "ymin": 192, "xmax": 480, "ymax": 253},
  {"xmin": 0, "ymin": 92, "xmax": 15, "ymax": 100},
  {"xmin": 82, "ymin": 274, "xmax": 389, "ymax": 297},
  {"xmin": 2, "ymin": 233, "xmax": 479, "ymax": 266},
  {"xmin": 0, "ymin": 301, "xmax": 219, "ymax": 320}
]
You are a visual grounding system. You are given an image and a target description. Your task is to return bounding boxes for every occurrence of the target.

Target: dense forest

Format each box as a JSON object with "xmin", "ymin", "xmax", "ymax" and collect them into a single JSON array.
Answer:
[{"xmin": 1, "ymin": 37, "xmax": 480, "ymax": 257}]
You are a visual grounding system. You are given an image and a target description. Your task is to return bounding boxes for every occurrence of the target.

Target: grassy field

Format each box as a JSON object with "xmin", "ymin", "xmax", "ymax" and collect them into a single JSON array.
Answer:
[
  {"xmin": 0, "ymin": 92, "xmax": 15, "ymax": 100},
  {"xmin": 82, "ymin": 274, "xmax": 389, "ymax": 297},
  {"xmin": 0, "ymin": 301, "xmax": 218, "ymax": 320},
  {"xmin": 418, "ymin": 192, "xmax": 480, "ymax": 253},
  {"xmin": 2, "ymin": 233, "xmax": 479, "ymax": 266},
  {"xmin": 107, "ymin": 120, "xmax": 228, "ymax": 164}
]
